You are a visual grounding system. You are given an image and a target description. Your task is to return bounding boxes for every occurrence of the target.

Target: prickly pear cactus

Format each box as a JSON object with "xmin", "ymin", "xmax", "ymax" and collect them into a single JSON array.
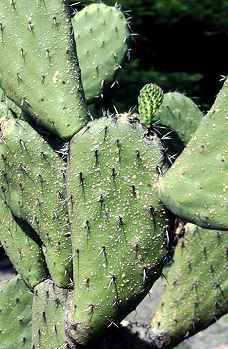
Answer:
[
  {"xmin": 0, "ymin": 198, "xmax": 46, "ymax": 288},
  {"xmin": 0, "ymin": 0, "xmax": 88, "ymax": 138},
  {"xmin": 0, "ymin": 117, "xmax": 72, "ymax": 287},
  {"xmin": 158, "ymin": 79, "xmax": 228, "ymax": 230},
  {"xmin": 67, "ymin": 115, "xmax": 170, "ymax": 345},
  {"xmin": 138, "ymin": 83, "xmax": 164, "ymax": 127},
  {"xmin": 32, "ymin": 280, "xmax": 68, "ymax": 349},
  {"xmin": 0, "ymin": 1, "xmax": 226, "ymax": 348},
  {"xmin": 73, "ymin": 3, "xmax": 130, "ymax": 102},
  {"xmin": 150, "ymin": 223, "xmax": 228, "ymax": 349},
  {"xmin": 153, "ymin": 92, "xmax": 203, "ymax": 145},
  {"xmin": 0, "ymin": 88, "xmax": 21, "ymax": 119},
  {"xmin": 0, "ymin": 275, "xmax": 33, "ymax": 349}
]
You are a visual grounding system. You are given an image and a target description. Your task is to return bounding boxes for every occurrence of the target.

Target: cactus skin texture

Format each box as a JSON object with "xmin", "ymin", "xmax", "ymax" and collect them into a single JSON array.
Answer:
[
  {"xmin": 73, "ymin": 3, "xmax": 129, "ymax": 103},
  {"xmin": 32, "ymin": 279, "xmax": 68, "ymax": 349},
  {"xmin": 0, "ymin": 117, "xmax": 72, "ymax": 287},
  {"xmin": 150, "ymin": 223, "xmax": 228, "ymax": 349},
  {"xmin": 0, "ymin": 197, "xmax": 47, "ymax": 288},
  {"xmin": 0, "ymin": 88, "xmax": 21, "ymax": 119},
  {"xmin": 67, "ymin": 115, "xmax": 170, "ymax": 345},
  {"xmin": 158, "ymin": 79, "xmax": 228, "ymax": 230},
  {"xmin": 154, "ymin": 92, "xmax": 203, "ymax": 145},
  {"xmin": 0, "ymin": 0, "xmax": 88, "ymax": 139},
  {"xmin": 0, "ymin": 275, "xmax": 33, "ymax": 349},
  {"xmin": 138, "ymin": 83, "xmax": 164, "ymax": 127}
]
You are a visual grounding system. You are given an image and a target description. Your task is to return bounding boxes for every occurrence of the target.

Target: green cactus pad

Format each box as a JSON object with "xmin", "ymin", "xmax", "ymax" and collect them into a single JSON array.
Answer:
[
  {"xmin": 150, "ymin": 224, "xmax": 228, "ymax": 348},
  {"xmin": 0, "ymin": 0, "xmax": 88, "ymax": 139},
  {"xmin": 154, "ymin": 92, "xmax": 203, "ymax": 145},
  {"xmin": 73, "ymin": 3, "xmax": 129, "ymax": 102},
  {"xmin": 0, "ymin": 89, "xmax": 21, "ymax": 119},
  {"xmin": 138, "ymin": 83, "xmax": 164, "ymax": 127},
  {"xmin": 0, "ymin": 198, "xmax": 46, "ymax": 288},
  {"xmin": 158, "ymin": 79, "xmax": 228, "ymax": 230},
  {"xmin": 67, "ymin": 115, "xmax": 170, "ymax": 345},
  {"xmin": 0, "ymin": 275, "xmax": 33, "ymax": 349},
  {"xmin": 0, "ymin": 117, "xmax": 72, "ymax": 287},
  {"xmin": 32, "ymin": 279, "xmax": 68, "ymax": 349}
]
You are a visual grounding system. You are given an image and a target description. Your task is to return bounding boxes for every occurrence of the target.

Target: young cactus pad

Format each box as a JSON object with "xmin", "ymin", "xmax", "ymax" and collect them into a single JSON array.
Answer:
[
  {"xmin": 153, "ymin": 92, "xmax": 203, "ymax": 145},
  {"xmin": 0, "ymin": 117, "xmax": 72, "ymax": 287},
  {"xmin": 0, "ymin": 0, "xmax": 88, "ymax": 138},
  {"xmin": 73, "ymin": 3, "xmax": 129, "ymax": 102},
  {"xmin": 150, "ymin": 224, "xmax": 228, "ymax": 349},
  {"xmin": 32, "ymin": 280, "xmax": 68, "ymax": 349},
  {"xmin": 138, "ymin": 83, "xmax": 164, "ymax": 127},
  {"xmin": 0, "ymin": 275, "xmax": 33, "ymax": 349},
  {"xmin": 0, "ymin": 197, "xmax": 47, "ymax": 288},
  {"xmin": 158, "ymin": 79, "xmax": 228, "ymax": 230},
  {"xmin": 67, "ymin": 115, "xmax": 170, "ymax": 345}
]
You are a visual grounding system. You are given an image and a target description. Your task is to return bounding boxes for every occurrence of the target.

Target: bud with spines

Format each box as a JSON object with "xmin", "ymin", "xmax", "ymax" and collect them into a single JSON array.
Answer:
[{"xmin": 138, "ymin": 83, "xmax": 164, "ymax": 127}]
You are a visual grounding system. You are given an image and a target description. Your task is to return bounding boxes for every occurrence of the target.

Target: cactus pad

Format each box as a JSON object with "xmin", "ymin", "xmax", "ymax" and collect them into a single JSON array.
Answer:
[
  {"xmin": 0, "ymin": 117, "xmax": 72, "ymax": 287},
  {"xmin": 0, "ymin": 0, "xmax": 88, "ymax": 138},
  {"xmin": 154, "ymin": 92, "xmax": 203, "ymax": 145},
  {"xmin": 138, "ymin": 83, "xmax": 164, "ymax": 127},
  {"xmin": 73, "ymin": 3, "xmax": 129, "ymax": 102},
  {"xmin": 0, "ymin": 197, "xmax": 46, "ymax": 288},
  {"xmin": 150, "ymin": 224, "xmax": 228, "ymax": 348},
  {"xmin": 67, "ymin": 115, "xmax": 170, "ymax": 345},
  {"xmin": 158, "ymin": 79, "xmax": 228, "ymax": 230},
  {"xmin": 0, "ymin": 275, "xmax": 33, "ymax": 349},
  {"xmin": 0, "ymin": 89, "xmax": 21, "ymax": 119},
  {"xmin": 32, "ymin": 279, "xmax": 68, "ymax": 349}
]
